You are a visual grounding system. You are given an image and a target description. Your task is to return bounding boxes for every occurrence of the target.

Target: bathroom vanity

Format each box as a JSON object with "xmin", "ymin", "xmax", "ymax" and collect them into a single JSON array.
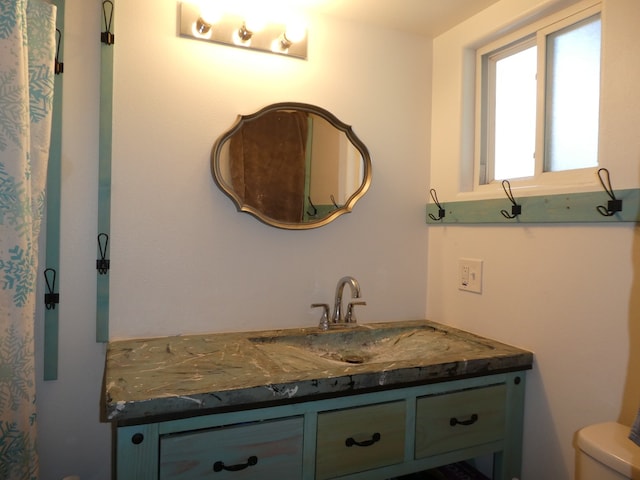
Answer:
[{"xmin": 104, "ymin": 320, "xmax": 533, "ymax": 479}]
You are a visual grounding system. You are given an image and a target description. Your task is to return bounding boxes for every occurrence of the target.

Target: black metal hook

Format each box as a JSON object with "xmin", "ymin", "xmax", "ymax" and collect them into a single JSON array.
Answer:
[
  {"xmin": 306, "ymin": 196, "xmax": 317, "ymax": 217},
  {"xmin": 596, "ymin": 168, "xmax": 622, "ymax": 217},
  {"xmin": 54, "ymin": 28, "xmax": 63, "ymax": 75},
  {"xmin": 97, "ymin": 233, "xmax": 110, "ymax": 274},
  {"xmin": 101, "ymin": 0, "xmax": 115, "ymax": 45},
  {"xmin": 428, "ymin": 188, "xmax": 445, "ymax": 221},
  {"xmin": 500, "ymin": 180, "xmax": 522, "ymax": 219},
  {"xmin": 44, "ymin": 268, "xmax": 59, "ymax": 310},
  {"xmin": 330, "ymin": 194, "xmax": 339, "ymax": 209}
]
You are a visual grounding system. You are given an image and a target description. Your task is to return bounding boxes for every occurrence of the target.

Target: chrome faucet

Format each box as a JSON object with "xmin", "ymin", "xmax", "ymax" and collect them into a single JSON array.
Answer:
[
  {"xmin": 331, "ymin": 276, "xmax": 365, "ymax": 324},
  {"xmin": 311, "ymin": 276, "xmax": 366, "ymax": 330}
]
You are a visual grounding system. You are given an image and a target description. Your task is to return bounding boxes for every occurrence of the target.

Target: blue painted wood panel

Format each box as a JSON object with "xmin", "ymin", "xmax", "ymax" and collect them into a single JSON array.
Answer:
[{"xmin": 426, "ymin": 188, "xmax": 640, "ymax": 224}]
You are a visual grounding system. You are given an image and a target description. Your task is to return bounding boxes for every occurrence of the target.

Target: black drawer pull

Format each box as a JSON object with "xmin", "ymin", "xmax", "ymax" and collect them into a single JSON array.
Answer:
[
  {"xmin": 345, "ymin": 432, "xmax": 381, "ymax": 447},
  {"xmin": 213, "ymin": 455, "xmax": 258, "ymax": 472},
  {"xmin": 450, "ymin": 413, "xmax": 478, "ymax": 426}
]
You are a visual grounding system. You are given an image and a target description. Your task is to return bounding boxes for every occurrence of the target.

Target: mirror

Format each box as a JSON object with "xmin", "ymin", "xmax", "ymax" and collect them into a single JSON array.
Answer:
[{"xmin": 211, "ymin": 103, "xmax": 372, "ymax": 229}]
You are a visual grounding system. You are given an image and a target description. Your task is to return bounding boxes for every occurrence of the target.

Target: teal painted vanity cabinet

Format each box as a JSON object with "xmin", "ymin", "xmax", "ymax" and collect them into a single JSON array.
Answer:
[
  {"xmin": 105, "ymin": 321, "xmax": 532, "ymax": 479},
  {"xmin": 115, "ymin": 372, "xmax": 527, "ymax": 479},
  {"xmin": 160, "ymin": 416, "xmax": 304, "ymax": 478}
]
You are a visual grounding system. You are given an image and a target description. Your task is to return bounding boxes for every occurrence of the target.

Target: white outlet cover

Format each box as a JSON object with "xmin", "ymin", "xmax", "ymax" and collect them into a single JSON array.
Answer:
[{"xmin": 458, "ymin": 258, "xmax": 483, "ymax": 293}]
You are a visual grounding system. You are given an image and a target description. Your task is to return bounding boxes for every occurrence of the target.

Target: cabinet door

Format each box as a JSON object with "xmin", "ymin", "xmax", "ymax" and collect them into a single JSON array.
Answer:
[
  {"xmin": 159, "ymin": 416, "xmax": 303, "ymax": 479},
  {"xmin": 415, "ymin": 384, "xmax": 506, "ymax": 458},
  {"xmin": 316, "ymin": 401, "xmax": 405, "ymax": 479}
]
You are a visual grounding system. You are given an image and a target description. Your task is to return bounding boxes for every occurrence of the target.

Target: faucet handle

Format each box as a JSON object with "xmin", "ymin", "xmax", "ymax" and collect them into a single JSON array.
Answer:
[
  {"xmin": 311, "ymin": 303, "xmax": 330, "ymax": 331},
  {"xmin": 345, "ymin": 301, "xmax": 366, "ymax": 323}
]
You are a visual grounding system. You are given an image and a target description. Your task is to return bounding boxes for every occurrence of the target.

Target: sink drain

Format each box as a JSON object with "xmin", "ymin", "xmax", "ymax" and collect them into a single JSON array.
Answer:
[{"xmin": 338, "ymin": 354, "xmax": 366, "ymax": 364}]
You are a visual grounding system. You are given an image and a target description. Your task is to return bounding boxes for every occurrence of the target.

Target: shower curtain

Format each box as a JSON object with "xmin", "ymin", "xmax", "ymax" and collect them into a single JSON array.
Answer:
[{"xmin": 0, "ymin": 1, "xmax": 57, "ymax": 478}]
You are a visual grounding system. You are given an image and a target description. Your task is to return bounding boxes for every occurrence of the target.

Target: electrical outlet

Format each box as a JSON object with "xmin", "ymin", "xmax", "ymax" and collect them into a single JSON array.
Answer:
[{"xmin": 458, "ymin": 258, "xmax": 483, "ymax": 293}]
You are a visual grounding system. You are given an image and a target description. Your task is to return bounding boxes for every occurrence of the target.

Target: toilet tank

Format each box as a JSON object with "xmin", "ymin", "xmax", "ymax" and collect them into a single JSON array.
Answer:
[{"xmin": 575, "ymin": 422, "xmax": 640, "ymax": 480}]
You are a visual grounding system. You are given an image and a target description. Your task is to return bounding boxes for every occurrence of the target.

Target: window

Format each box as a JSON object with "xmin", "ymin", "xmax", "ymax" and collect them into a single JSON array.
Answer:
[{"xmin": 475, "ymin": 2, "xmax": 601, "ymax": 188}]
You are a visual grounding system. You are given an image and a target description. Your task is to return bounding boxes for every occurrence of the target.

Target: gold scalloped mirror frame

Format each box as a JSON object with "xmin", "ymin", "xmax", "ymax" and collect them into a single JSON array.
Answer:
[{"xmin": 211, "ymin": 103, "xmax": 372, "ymax": 229}]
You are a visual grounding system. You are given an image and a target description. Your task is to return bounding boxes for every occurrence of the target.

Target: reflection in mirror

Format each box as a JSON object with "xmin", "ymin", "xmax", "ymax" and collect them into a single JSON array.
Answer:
[{"xmin": 212, "ymin": 103, "xmax": 372, "ymax": 229}]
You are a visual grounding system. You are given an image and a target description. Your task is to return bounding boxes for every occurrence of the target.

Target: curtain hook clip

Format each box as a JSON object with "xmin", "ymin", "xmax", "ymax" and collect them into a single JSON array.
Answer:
[
  {"xmin": 55, "ymin": 28, "xmax": 64, "ymax": 74},
  {"xmin": 306, "ymin": 196, "xmax": 317, "ymax": 217},
  {"xmin": 97, "ymin": 233, "xmax": 110, "ymax": 275},
  {"xmin": 44, "ymin": 268, "xmax": 59, "ymax": 310},
  {"xmin": 428, "ymin": 188, "xmax": 445, "ymax": 221},
  {"xmin": 596, "ymin": 168, "xmax": 622, "ymax": 216},
  {"xmin": 500, "ymin": 180, "xmax": 522, "ymax": 219},
  {"xmin": 101, "ymin": 0, "xmax": 115, "ymax": 45}
]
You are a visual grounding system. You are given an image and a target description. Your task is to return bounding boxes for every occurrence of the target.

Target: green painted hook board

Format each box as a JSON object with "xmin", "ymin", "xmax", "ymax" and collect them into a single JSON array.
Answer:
[{"xmin": 426, "ymin": 188, "xmax": 640, "ymax": 224}]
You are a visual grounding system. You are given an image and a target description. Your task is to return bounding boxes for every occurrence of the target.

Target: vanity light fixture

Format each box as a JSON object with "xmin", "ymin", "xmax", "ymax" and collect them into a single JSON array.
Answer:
[
  {"xmin": 237, "ymin": 23, "xmax": 254, "ymax": 42},
  {"xmin": 179, "ymin": 2, "xmax": 308, "ymax": 60},
  {"xmin": 194, "ymin": 17, "xmax": 212, "ymax": 36},
  {"xmin": 192, "ymin": 1, "xmax": 223, "ymax": 38}
]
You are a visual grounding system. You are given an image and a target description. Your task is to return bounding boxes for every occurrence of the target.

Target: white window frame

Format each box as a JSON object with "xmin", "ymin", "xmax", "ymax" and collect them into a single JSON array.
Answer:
[{"xmin": 473, "ymin": 0, "xmax": 602, "ymax": 194}]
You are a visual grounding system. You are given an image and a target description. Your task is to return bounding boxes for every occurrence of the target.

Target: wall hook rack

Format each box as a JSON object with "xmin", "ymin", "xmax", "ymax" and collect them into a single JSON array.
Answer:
[
  {"xmin": 596, "ymin": 168, "xmax": 622, "ymax": 216},
  {"xmin": 44, "ymin": 268, "xmax": 59, "ymax": 310},
  {"xmin": 500, "ymin": 180, "xmax": 522, "ymax": 219},
  {"xmin": 97, "ymin": 233, "xmax": 110, "ymax": 274},
  {"xmin": 428, "ymin": 188, "xmax": 445, "ymax": 221}
]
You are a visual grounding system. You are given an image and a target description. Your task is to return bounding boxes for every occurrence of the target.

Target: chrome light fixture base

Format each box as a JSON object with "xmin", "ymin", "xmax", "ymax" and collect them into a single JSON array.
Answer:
[{"xmin": 179, "ymin": 3, "xmax": 308, "ymax": 60}]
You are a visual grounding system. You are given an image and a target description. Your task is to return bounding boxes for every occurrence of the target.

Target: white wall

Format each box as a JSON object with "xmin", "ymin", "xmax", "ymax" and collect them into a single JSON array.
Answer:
[
  {"xmin": 428, "ymin": 0, "xmax": 640, "ymax": 478},
  {"xmin": 35, "ymin": 0, "xmax": 431, "ymax": 478},
  {"xmin": 108, "ymin": 0, "xmax": 431, "ymax": 338}
]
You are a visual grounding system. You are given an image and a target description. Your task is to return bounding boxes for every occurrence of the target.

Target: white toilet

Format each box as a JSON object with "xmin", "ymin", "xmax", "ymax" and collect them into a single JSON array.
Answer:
[{"xmin": 576, "ymin": 422, "xmax": 640, "ymax": 479}]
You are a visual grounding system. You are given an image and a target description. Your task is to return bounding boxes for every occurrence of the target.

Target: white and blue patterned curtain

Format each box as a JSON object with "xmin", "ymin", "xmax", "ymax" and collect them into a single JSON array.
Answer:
[{"xmin": 0, "ymin": 0, "xmax": 57, "ymax": 478}]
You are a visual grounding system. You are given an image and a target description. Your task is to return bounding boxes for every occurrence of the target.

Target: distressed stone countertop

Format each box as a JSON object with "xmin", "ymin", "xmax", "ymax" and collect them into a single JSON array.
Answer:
[{"xmin": 103, "ymin": 320, "xmax": 533, "ymax": 424}]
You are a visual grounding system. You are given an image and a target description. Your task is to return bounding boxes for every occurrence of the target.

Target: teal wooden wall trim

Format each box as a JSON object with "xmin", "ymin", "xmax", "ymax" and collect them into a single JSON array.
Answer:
[
  {"xmin": 426, "ymin": 188, "xmax": 640, "ymax": 224},
  {"xmin": 43, "ymin": 0, "xmax": 65, "ymax": 381},
  {"xmin": 303, "ymin": 117, "xmax": 313, "ymax": 221},
  {"xmin": 97, "ymin": 4, "xmax": 115, "ymax": 343}
]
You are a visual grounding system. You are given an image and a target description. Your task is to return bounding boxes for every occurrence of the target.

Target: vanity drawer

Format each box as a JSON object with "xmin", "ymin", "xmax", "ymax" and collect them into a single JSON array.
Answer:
[
  {"xmin": 415, "ymin": 384, "xmax": 506, "ymax": 458},
  {"xmin": 159, "ymin": 416, "xmax": 303, "ymax": 479},
  {"xmin": 316, "ymin": 401, "xmax": 405, "ymax": 479}
]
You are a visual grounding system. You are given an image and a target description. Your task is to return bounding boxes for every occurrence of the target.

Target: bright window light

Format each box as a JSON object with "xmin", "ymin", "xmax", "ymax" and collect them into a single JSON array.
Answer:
[
  {"xmin": 476, "ymin": 3, "xmax": 602, "ymax": 188},
  {"xmin": 493, "ymin": 45, "xmax": 537, "ymax": 180},
  {"xmin": 545, "ymin": 15, "xmax": 601, "ymax": 172}
]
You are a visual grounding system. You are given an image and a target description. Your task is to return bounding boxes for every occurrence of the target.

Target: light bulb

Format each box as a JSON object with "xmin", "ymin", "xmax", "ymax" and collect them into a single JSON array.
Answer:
[
  {"xmin": 271, "ymin": 36, "xmax": 288, "ymax": 53},
  {"xmin": 284, "ymin": 14, "xmax": 307, "ymax": 43},
  {"xmin": 284, "ymin": 26, "xmax": 307, "ymax": 43},
  {"xmin": 243, "ymin": 10, "xmax": 268, "ymax": 33},
  {"xmin": 199, "ymin": 1, "xmax": 224, "ymax": 25}
]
